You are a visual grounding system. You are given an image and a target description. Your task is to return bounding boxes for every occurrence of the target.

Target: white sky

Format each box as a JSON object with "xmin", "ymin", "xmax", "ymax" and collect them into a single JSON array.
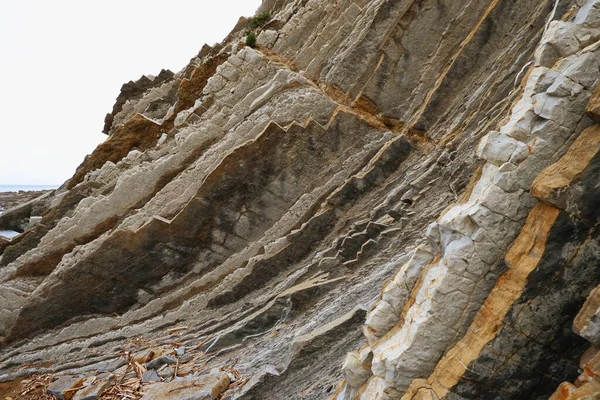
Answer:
[{"xmin": 0, "ymin": 0, "xmax": 262, "ymax": 185}]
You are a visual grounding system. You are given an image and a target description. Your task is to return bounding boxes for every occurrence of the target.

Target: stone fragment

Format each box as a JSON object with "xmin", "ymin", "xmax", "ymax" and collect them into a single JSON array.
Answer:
[
  {"xmin": 156, "ymin": 133, "xmax": 168, "ymax": 147},
  {"xmin": 146, "ymin": 355, "xmax": 177, "ymax": 370},
  {"xmin": 158, "ymin": 366, "xmax": 175, "ymax": 380},
  {"xmin": 142, "ymin": 370, "xmax": 161, "ymax": 383},
  {"xmin": 133, "ymin": 349, "xmax": 156, "ymax": 364},
  {"xmin": 140, "ymin": 369, "xmax": 230, "ymax": 400},
  {"xmin": 47, "ymin": 376, "xmax": 85, "ymax": 400},
  {"xmin": 72, "ymin": 380, "xmax": 112, "ymax": 400}
]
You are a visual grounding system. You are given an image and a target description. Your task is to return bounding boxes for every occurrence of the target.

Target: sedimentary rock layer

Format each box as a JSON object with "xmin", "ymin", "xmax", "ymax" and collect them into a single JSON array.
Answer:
[{"xmin": 1, "ymin": 0, "xmax": 600, "ymax": 399}]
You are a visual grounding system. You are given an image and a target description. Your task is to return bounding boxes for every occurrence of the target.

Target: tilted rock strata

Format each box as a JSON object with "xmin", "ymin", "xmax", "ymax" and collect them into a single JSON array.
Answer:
[
  {"xmin": 547, "ymin": 84, "xmax": 600, "ymax": 399},
  {"xmin": 102, "ymin": 69, "xmax": 175, "ymax": 136},
  {"xmin": 1, "ymin": 0, "xmax": 600, "ymax": 399},
  {"xmin": 336, "ymin": 1, "xmax": 600, "ymax": 399}
]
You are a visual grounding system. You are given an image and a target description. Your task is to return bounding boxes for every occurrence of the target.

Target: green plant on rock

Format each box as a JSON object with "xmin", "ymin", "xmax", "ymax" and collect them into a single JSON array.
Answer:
[
  {"xmin": 249, "ymin": 11, "xmax": 272, "ymax": 30},
  {"xmin": 246, "ymin": 31, "xmax": 257, "ymax": 48},
  {"xmin": 244, "ymin": 11, "xmax": 271, "ymax": 48}
]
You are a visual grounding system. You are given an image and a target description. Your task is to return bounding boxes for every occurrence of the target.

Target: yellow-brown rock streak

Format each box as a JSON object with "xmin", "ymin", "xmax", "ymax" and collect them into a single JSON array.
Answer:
[
  {"xmin": 402, "ymin": 202, "xmax": 560, "ymax": 399},
  {"xmin": 585, "ymin": 81, "xmax": 600, "ymax": 122},
  {"xmin": 532, "ymin": 124, "xmax": 600, "ymax": 205}
]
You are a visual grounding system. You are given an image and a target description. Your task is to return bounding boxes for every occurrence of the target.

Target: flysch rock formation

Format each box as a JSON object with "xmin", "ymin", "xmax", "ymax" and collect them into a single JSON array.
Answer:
[{"xmin": 1, "ymin": 0, "xmax": 600, "ymax": 399}]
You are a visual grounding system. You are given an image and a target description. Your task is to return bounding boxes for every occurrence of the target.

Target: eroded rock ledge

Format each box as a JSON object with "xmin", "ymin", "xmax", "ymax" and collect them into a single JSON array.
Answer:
[{"xmin": 1, "ymin": 0, "xmax": 600, "ymax": 399}]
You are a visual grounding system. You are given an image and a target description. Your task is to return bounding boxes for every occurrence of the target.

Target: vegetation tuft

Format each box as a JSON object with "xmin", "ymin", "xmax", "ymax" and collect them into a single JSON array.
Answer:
[
  {"xmin": 249, "ymin": 11, "xmax": 272, "ymax": 30},
  {"xmin": 245, "ymin": 32, "xmax": 257, "ymax": 48},
  {"xmin": 245, "ymin": 11, "xmax": 271, "ymax": 48}
]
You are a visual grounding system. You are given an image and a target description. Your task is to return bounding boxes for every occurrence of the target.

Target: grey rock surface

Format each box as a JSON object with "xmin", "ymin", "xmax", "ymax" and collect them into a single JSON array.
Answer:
[{"xmin": 2, "ymin": 0, "xmax": 600, "ymax": 399}]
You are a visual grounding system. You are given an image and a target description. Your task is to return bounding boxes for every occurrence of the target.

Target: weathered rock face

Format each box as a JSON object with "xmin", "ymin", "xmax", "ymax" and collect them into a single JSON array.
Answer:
[{"xmin": 2, "ymin": 0, "xmax": 600, "ymax": 399}]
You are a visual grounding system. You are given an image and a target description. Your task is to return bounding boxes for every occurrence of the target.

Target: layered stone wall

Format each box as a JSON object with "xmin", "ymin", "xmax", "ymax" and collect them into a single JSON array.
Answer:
[{"xmin": 1, "ymin": 1, "xmax": 599, "ymax": 399}]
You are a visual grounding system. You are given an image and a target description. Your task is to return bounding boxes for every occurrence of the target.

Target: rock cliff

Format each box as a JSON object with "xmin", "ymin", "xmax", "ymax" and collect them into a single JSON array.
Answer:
[{"xmin": 1, "ymin": 0, "xmax": 600, "ymax": 399}]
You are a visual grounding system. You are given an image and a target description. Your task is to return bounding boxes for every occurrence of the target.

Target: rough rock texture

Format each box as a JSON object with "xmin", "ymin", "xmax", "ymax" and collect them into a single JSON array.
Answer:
[
  {"xmin": 0, "ymin": 190, "xmax": 52, "ymax": 214},
  {"xmin": 2, "ymin": 0, "xmax": 600, "ymax": 399},
  {"xmin": 0, "ymin": 190, "xmax": 53, "ymax": 233}
]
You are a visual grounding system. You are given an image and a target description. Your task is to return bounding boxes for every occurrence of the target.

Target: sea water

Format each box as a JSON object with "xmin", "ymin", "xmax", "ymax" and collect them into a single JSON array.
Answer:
[
  {"xmin": 0, "ymin": 230, "xmax": 20, "ymax": 239},
  {"xmin": 0, "ymin": 185, "xmax": 59, "ymax": 193}
]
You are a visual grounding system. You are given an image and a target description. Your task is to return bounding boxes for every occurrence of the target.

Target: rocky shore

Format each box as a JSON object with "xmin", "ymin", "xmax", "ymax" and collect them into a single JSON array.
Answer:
[{"xmin": 0, "ymin": 190, "xmax": 51, "ymax": 213}]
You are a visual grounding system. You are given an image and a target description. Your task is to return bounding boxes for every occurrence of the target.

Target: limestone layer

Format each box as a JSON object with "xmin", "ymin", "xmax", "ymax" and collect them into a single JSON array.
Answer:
[{"xmin": 1, "ymin": 0, "xmax": 600, "ymax": 399}]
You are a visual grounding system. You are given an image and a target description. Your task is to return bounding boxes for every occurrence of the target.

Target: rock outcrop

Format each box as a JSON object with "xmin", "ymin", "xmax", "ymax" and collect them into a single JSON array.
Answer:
[{"xmin": 2, "ymin": 0, "xmax": 600, "ymax": 399}]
